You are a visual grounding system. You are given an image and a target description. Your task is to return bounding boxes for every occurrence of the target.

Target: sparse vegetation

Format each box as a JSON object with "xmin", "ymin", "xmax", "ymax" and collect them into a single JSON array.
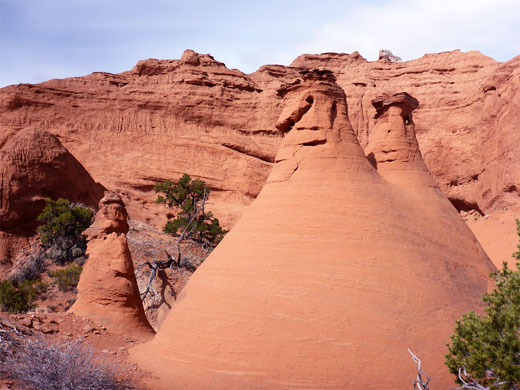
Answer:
[
  {"xmin": 513, "ymin": 219, "xmax": 520, "ymax": 261},
  {"xmin": 50, "ymin": 263, "xmax": 83, "ymax": 292},
  {"xmin": 9, "ymin": 251, "xmax": 46, "ymax": 284},
  {"xmin": 445, "ymin": 219, "xmax": 520, "ymax": 389},
  {"xmin": 0, "ymin": 279, "xmax": 46, "ymax": 313},
  {"xmin": 154, "ymin": 174, "xmax": 227, "ymax": 245},
  {"xmin": 378, "ymin": 48, "xmax": 402, "ymax": 63},
  {"xmin": 37, "ymin": 198, "xmax": 94, "ymax": 265},
  {"xmin": 409, "ymin": 350, "xmax": 431, "ymax": 390},
  {"xmin": 138, "ymin": 174, "xmax": 226, "ymax": 302},
  {"xmin": 0, "ymin": 200, "xmax": 90, "ymax": 313},
  {"xmin": 0, "ymin": 337, "xmax": 134, "ymax": 390}
]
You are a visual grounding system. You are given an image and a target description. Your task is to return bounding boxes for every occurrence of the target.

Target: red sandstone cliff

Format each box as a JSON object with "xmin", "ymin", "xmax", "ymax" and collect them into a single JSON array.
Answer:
[
  {"xmin": 0, "ymin": 49, "xmax": 518, "ymax": 264},
  {"xmin": 0, "ymin": 48, "xmax": 517, "ymax": 388}
]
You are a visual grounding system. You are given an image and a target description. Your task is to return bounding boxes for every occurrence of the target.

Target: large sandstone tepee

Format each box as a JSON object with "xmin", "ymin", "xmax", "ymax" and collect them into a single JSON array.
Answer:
[{"xmin": 131, "ymin": 70, "xmax": 495, "ymax": 389}]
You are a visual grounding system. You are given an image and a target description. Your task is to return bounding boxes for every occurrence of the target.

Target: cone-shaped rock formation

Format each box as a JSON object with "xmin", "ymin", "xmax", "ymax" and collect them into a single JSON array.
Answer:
[
  {"xmin": 131, "ymin": 71, "xmax": 495, "ymax": 389},
  {"xmin": 70, "ymin": 192, "xmax": 154, "ymax": 340}
]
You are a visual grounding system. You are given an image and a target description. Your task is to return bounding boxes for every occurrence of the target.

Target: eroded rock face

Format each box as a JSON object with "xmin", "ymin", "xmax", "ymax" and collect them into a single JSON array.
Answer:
[
  {"xmin": 130, "ymin": 72, "xmax": 495, "ymax": 389},
  {"xmin": 0, "ymin": 50, "xmax": 517, "ymax": 266},
  {"xmin": 0, "ymin": 128, "xmax": 104, "ymax": 230},
  {"xmin": 366, "ymin": 92, "xmax": 426, "ymax": 172},
  {"xmin": 0, "ymin": 127, "xmax": 105, "ymax": 265},
  {"xmin": 295, "ymin": 50, "xmax": 520, "ymax": 217},
  {"xmin": 70, "ymin": 192, "xmax": 154, "ymax": 340},
  {"xmin": 0, "ymin": 49, "xmax": 287, "ymax": 230},
  {"xmin": 268, "ymin": 70, "xmax": 367, "ymax": 183}
]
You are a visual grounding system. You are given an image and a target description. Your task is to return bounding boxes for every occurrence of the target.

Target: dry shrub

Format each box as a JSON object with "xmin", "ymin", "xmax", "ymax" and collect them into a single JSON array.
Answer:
[
  {"xmin": 9, "ymin": 252, "xmax": 46, "ymax": 284},
  {"xmin": 0, "ymin": 279, "xmax": 43, "ymax": 313},
  {"xmin": 1, "ymin": 337, "xmax": 134, "ymax": 390},
  {"xmin": 49, "ymin": 263, "xmax": 83, "ymax": 292}
]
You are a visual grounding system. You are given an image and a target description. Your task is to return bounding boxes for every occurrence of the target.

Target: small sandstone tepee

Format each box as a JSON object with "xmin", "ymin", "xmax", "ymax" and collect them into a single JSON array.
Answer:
[
  {"xmin": 131, "ymin": 70, "xmax": 494, "ymax": 389},
  {"xmin": 70, "ymin": 192, "xmax": 154, "ymax": 340}
]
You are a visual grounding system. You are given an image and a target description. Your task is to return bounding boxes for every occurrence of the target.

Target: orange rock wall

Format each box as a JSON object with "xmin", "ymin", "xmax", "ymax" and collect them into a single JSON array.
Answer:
[{"xmin": 0, "ymin": 49, "xmax": 518, "ymax": 261}]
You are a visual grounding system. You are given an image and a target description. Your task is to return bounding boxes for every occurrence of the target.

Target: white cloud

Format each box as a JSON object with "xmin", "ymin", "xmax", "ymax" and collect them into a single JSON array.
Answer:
[{"xmin": 298, "ymin": 0, "xmax": 520, "ymax": 62}]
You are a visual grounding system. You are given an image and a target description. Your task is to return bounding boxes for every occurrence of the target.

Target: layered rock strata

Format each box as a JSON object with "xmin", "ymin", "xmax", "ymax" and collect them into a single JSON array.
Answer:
[
  {"xmin": 0, "ymin": 127, "xmax": 104, "ymax": 266},
  {"xmin": 1, "ymin": 50, "xmax": 517, "ymax": 221},
  {"xmin": 366, "ymin": 92, "xmax": 431, "ymax": 185},
  {"xmin": 131, "ymin": 71, "xmax": 495, "ymax": 389},
  {"xmin": 0, "ymin": 127, "xmax": 104, "ymax": 230},
  {"xmin": 1, "ymin": 50, "xmax": 518, "ymax": 265},
  {"xmin": 0, "ymin": 50, "xmax": 520, "ymax": 264},
  {"xmin": 70, "ymin": 192, "xmax": 154, "ymax": 340}
]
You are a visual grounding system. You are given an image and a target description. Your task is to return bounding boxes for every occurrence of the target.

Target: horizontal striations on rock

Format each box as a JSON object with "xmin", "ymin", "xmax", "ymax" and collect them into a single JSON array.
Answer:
[
  {"xmin": 0, "ymin": 49, "xmax": 518, "ymax": 264},
  {"xmin": 130, "ymin": 71, "xmax": 495, "ymax": 389},
  {"xmin": 293, "ymin": 50, "xmax": 520, "ymax": 217},
  {"xmin": 0, "ymin": 50, "xmax": 295, "ymax": 227},
  {"xmin": 0, "ymin": 128, "xmax": 104, "ymax": 230}
]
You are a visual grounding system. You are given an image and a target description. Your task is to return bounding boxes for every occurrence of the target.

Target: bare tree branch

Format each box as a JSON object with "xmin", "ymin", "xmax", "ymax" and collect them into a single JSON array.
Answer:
[
  {"xmin": 138, "ymin": 189, "xmax": 211, "ymax": 302},
  {"xmin": 408, "ymin": 349, "xmax": 431, "ymax": 390},
  {"xmin": 455, "ymin": 367, "xmax": 491, "ymax": 390},
  {"xmin": 453, "ymin": 366, "xmax": 515, "ymax": 390}
]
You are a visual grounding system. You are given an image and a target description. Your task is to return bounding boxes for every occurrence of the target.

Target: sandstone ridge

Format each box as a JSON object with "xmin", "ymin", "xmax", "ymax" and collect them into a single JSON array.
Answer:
[
  {"xmin": 0, "ymin": 49, "xmax": 518, "ymax": 265},
  {"xmin": 130, "ymin": 71, "xmax": 495, "ymax": 389}
]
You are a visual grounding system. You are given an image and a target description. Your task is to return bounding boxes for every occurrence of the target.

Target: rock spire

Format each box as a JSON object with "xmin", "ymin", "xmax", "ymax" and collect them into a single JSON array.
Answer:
[{"xmin": 70, "ymin": 192, "xmax": 154, "ymax": 340}]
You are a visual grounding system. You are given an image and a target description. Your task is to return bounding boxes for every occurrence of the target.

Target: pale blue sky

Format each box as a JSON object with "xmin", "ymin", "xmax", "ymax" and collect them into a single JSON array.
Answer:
[{"xmin": 1, "ymin": 0, "xmax": 519, "ymax": 87}]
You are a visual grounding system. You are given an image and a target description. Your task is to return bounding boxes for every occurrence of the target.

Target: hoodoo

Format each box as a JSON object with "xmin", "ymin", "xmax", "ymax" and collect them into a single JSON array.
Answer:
[
  {"xmin": 70, "ymin": 191, "xmax": 154, "ymax": 340},
  {"xmin": 131, "ymin": 70, "xmax": 495, "ymax": 389},
  {"xmin": 366, "ymin": 92, "xmax": 431, "ymax": 186}
]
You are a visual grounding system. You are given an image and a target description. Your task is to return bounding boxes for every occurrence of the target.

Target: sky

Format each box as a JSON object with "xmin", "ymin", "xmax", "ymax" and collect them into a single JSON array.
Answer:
[{"xmin": 0, "ymin": 0, "xmax": 519, "ymax": 87}]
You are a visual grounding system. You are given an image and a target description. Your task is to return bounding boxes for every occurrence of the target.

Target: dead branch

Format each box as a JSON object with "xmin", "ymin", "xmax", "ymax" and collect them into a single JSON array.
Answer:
[
  {"xmin": 138, "ymin": 189, "xmax": 211, "ymax": 302},
  {"xmin": 408, "ymin": 349, "xmax": 431, "ymax": 390},
  {"xmin": 379, "ymin": 48, "xmax": 402, "ymax": 63},
  {"xmin": 8, "ymin": 241, "xmax": 44, "ymax": 273},
  {"xmin": 454, "ymin": 365, "xmax": 516, "ymax": 390},
  {"xmin": 138, "ymin": 261, "xmax": 160, "ymax": 301},
  {"xmin": 2, "ymin": 337, "xmax": 134, "ymax": 389},
  {"xmin": 0, "ymin": 322, "xmax": 19, "ymax": 345},
  {"xmin": 454, "ymin": 367, "xmax": 492, "ymax": 390},
  {"xmin": 0, "ymin": 318, "xmax": 32, "ymax": 357},
  {"xmin": 138, "ymin": 250, "xmax": 194, "ymax": 301}
]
